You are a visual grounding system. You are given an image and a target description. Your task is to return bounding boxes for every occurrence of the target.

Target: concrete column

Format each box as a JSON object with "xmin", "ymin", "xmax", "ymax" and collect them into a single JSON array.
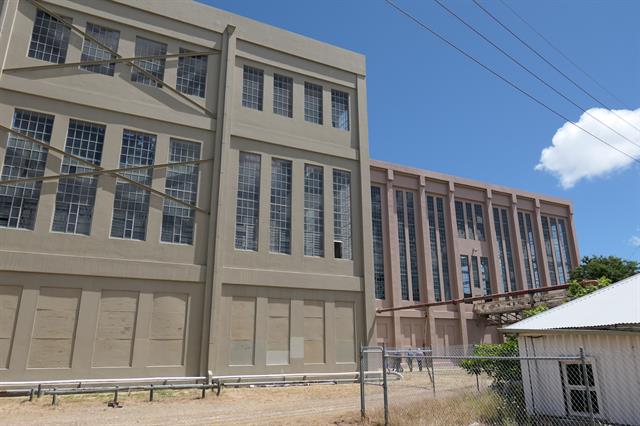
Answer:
[
  {"xmin": 0, "ymin": 0, "xmax": 19, "ymax": 78},
  {"xmin": 567, "ymin": 204, "xmax": 580, "ymax": 270},
  {"xmin": 510, "ymin": 194, "xmax": 527, "ymax": 290},
  {"xmin": 534, "ymin": 199, "xmax": 551, "ymax": 287},
  {"xmin": 485, "ymin": 189, "xmax": 502, "ymax": 295}
]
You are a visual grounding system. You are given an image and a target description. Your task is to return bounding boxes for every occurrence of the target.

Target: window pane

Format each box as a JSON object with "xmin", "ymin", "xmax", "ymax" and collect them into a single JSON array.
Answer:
[
  {"xmin": 331, "ymin": 89, "xmax": 349, "ymax": 130},
  {"xmin": 455, "ymin": 201, "xmax": 466, "ymax": 238},
  {"xmin": 28, "ymin": 10, "xmax": 70, "ymax": 64},
  {"xmin": 518, "ymin": 212, "xmax": 533, "ymax": 289},
  {"xmin": 525, "ymin": 213, "xmax": 541, "ymax": 288},
  {"xmin": 406, "ymin": 192, "xmax": 420, "ymax": 301},
  {"xmin": 480, "ymin": 257, "xmax": 491, "ymax": 295},
  {"xmin": 472, "ymin": 256, "xmax": 480, "ymax": 289},
  {"xmin": 52, "ymin": 119, "xmax": 105, "ymax": 235},
  {"xmin": 558, "ymin": 219, "xmax": 573, "ymax": 277},
  {"xmin": 427, "ymin": 196, "xmax": 441, "ymax": 302},
  {"xmin": 80, "ymin": 22, "xmax": 119, "ymax": 76},
  {"xmin": 396, "ymin": 191, "xmax": 409, "ymax": 301},
  {"xmin": 493, "ymin": 207, "xmax": 509, "ymax": 293},
  {"xmin": 161, "ymin": 139, "xmax": 200, "ymax": 244},
  {"xmin": 176, "ymin": 48, "xmax": 207, "ymax": 97},
  {"xmin": 542, "ymin": 216, "xmax": 557, "ymax": 285},
  {"xmin": 436, "ymin": 198, "xmax": 452, "ymax": 300},
  {"xmin": 333, "ymin": 169, "xmax": 352, "ymax": 260},
  {"xmin": 131, "ymin": 37, "xmax": 167, "ymax": 87},
  {"xmin": 304, "ymin": 164, "xmax": 324, "ymax": 256},
  {"xmin": 0, "ymin": 109, "xmax": 54, "ymax": 230},
  {"xmin": 273, "ymin": 74, "xmax": 293, "ymax": 117},
  {"xmin": 270, "ymin": 159, "xmax": 292, "ymax": 254},
  {"xmin": 304, "ymin": 82, "xmax": 323, "ymax": 124},
  {"xmin": 371, "ymin": 186, "xmax": 385, "ymax": 299},
  {"xmin": 460, "ymin": 255, "xmax": 471, "ymax": 298},
  {"xmin": 242, "ymin": 65, "xmax": 263, "ymax": 110},
  {"xmin": 465, "ymin": 203, "xmax": 475, "ymax": 240},
  {"xmin": 235, "ymin": 152, "xmax": 261, "ymax": 250},
  {"xmin": 550, "ymin": 218, "xmax": 566, "ymax": 284},
  {"xmin": 501, "ymin": 209, "xmax": 517, "ymax": 292},
  {"xmin": 110, "ymin": 130, "xmax": 156, "ymax": 240},
  {"xmin": 475, "ymin": 204, "xmax": 485, "ymax": 241}
]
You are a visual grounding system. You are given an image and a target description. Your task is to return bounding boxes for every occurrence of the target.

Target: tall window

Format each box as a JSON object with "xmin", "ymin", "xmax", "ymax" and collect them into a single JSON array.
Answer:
[
  {"xmin": 542, "ymin": 215, "xmax": 573, "ymax": 285},
  {"xmin": 331, "ymin": 89, "xmax": 349, "ymax": 130},
  {"xmin": 456, "ymin": 200, "xmax": 485, "ymax": 241},
  {"xmin": 480, "ymin": 257, "xmax": 491, "ymax": 295},
  {"xmin": 501, "ymin": 209, "xmax": 517, "ymax": 292},
  {"xmin": 396, "ymin": 191, "xmax": 421, "ymax": 301},
  {"xmin": 0, "ymin": 109, "xmax": 54, "ymax": 229},
  {"xmin": 80, "ymin": 22, "xmax": 119, "ymax": 76},
  {"xmin": 273, "ymin": 74, "xmax": 293, "ymax": 117},
  {"xmin": 475, "ymin": 204, "xmax": 485, "ymax": 241},
  {"xmin": 541, "ymin": 216, "xmax": 558, "ymax": 285},
  {"xmin": 396, "ymin": 191, "xmax": 409, "ymax": 301},
  {"xmin": 406, "ymin": 193, "xmax": 420, "ymax": 301},
  {"xmin": 493, "ymin": 207, "xmax": 517, "ymax": 292},
  {"xmin": 304, "ymin": 165, "xmax": 324, "ymax": 257},
  {"xmin": 161, "ymin": 139, "xmax": 200, "ymax": 244},
  {"xmin": 131, "ymin": 37, "xmax": 167, "ymax": 87},
  {"xmin": 235, "ymin": 152, "xmax": 261, "ymax": 251},
  {"xmin": 333, "ymin": 169, "xmax": 352, "ymax": 260},
  {"xmin": 270, "ymin": 159, "xmax": 292, "ymax": 254},
  {"xmin": 426, "ymin": 196, "xmax": 442, "ymax": 301},
  {"xmin": 304, "ymin": 82, "xmax": 323, "ymax": 124},
  {"xmin": 455, "ymin": 201, "xmax": 466, "ymax": 238},
  {"xmin": 460, "ymin": 255, "xmax": 471, "ymax": 298},
  {"xmin": 437, "ymin": 198, "xmax": 452, "ymax": 300},
  {"xmin": 472, "ymin": 256, "xmax": 481, "ymax": 289},
  {"xmin": 518, "ymin": 211, "xmax": 541, "ymax": 288},
  {"xmin": 371, "ymin": 186, "xmax": 385, "ymax": 299},
  {"xmin": 110, "ymin": 130, "xmax": 156, "ymax": 240},
  {"xmin": 242, "ymin": 65, "xmax": 263, "ymax": 110},
  {"xmin": 28, "ymin": 10, "xmax": 70, "ymax": 64},
  {"xmin": 465, "ymin": 203, "xmax": 475, "ymax": 240},
  {"xmin": 52, "ymin": 120, "xmax": 105, "ymax": 235},
  {"xmin": 176, "ymin": 49, "xmax": 207, "ymax": 97}
]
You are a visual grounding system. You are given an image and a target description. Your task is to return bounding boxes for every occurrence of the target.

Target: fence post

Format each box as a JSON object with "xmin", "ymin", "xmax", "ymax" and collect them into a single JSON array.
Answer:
[
  {"xmin": 579, "ymin": 347, "xmax": 595, "ymax": 425},
  {"xmin": 359, "ymin": 345, "xmax": 365, "ymax": 419},
  {"xmin": 382, "ymin": 344, "xmax": 389, "ymax": 426}
]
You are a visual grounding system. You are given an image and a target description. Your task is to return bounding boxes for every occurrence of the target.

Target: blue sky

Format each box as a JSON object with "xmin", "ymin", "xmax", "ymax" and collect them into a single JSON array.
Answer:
[{"xmin": 201, "ymin": 0, "xmax": 640, "ymax": 261}]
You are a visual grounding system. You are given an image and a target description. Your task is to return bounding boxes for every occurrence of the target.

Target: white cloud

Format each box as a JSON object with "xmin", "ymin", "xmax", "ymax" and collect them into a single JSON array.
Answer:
[
  {"xmin": 630, "ymin": 235, "xmax": 640, "ymax": 247},
  {"xmin": 535, "ymin": 107, "xmax": 640, "ymax": 189}
]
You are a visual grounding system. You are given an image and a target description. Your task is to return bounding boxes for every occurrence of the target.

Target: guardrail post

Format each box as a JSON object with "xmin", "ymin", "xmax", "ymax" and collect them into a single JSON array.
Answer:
[
  {"xmin": 579, "ymin": 348, "xmax": 595, "ymax": 425},
  {"xmin": 359, "ymin": 345, "xmax": 365, "ymax": 418},
  {"xmin": 149, "ymin": 384, "xmax": 154, "ymax": 401},
  {"xmin": 37, "ymin": 384, "xmax": 42, "ymax": 398},
  {"xmin": 382, "ymin": 344, "xmax": 389, "ymax": 426},
  {"xmin": 52, "ymin": 389, "xmax": 57, "ymax": 406}
]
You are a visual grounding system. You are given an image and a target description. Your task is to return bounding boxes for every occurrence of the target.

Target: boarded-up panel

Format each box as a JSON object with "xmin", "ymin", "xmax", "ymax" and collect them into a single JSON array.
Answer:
[
  {"xmin": 335, "ymin": 302, "xmax": 355, "ymax": 363},
  {"xmin": 28, "ymin": 287, "xmax": 81, "ymax": 368},
  {"xmin": 0, "ymin": 286, "xmax": 21, "ymax": 369},
  {"xmin": 229, "ymin": 296, "xmax": 255, "ymax": 366},
  {"xmin": 266, "ymin": 298, "xmax": 289, "ymax": 365},
  {"xmin": 93, "ymin": 291, "xmax": 138, "ymax": 367},
  {"xmin": 434, "ymin": 319, "xmax": 461, "ymax": 355},
  {"xmin": 376, "ymin": 318, "xmax": 391, "ymax": 345},
  {"xmin": 303, "ymin": 300, "xmax": 325, "ymax": 364},
  {"xmin": 149, "ymin": 293, "xmax": 187, "ymax": 366}
]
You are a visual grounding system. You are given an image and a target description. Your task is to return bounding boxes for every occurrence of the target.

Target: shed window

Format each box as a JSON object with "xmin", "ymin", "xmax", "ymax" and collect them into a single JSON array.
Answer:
[{"xmin": 562, "ymin": 362, "xmax": 600, "ymax": 416}]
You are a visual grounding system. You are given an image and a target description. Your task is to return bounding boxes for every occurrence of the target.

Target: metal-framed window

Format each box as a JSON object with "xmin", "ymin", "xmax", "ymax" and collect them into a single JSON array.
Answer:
[
  {"xmin": 480, "ymin": 256, "xmax": 491, "ymax": 295},
  {"xmin": 475, "ymin": 204, "xmax": 485, "ymax": 241},
  {"xmin": 395, "ymin": 191, "xmax": 420, "ymax": 301},
  {"xmin": 456, "ymin": 200, "xmax": 484, "ymax": 241},
  {"xmin": 541, "ymin": 216, "xmax": 558, "ymax": 285},
  {"xmin": 518, "ymin": 211, "xmax": 541, "ymax": 288},
  {"xmin": 176, "ymin": 48, "xmax": 207, "ymax": 98},
  {"xmin": 131, "ymin": 37, "xmax": 167, "ymax": 87},
  {"xmin": 0, "ymin": 109, "xmax": 54, "ymax": 229},
  {"xmin": 110, "ymin": 130, "xmax": 156, "ymax": 240},
  {"xmin": 80, "ymin": 22, "xmax": 119, "ymax": 76},
  {"xmin": 273, "ymin": 74, "xmax": 293, "ymax": 117},
  {"xmin": 406, "ymin": 192, "xmax": 420, "ymax": 301},
  {"xmin": 465, "ymin": 203, "xmax": 475, "ymax": 240},
  {"xmin": 235, "ymin": 152, "xmax": 261, "ymax": 251},
  {"xmin": 501, "ymin": 209, "xmax": 517, "ymax": 292},
  {"xmin": 493, "ymin": 207, "xmax": 509, "ymax": 293},
  {"xmin": 436, "ymin": 197, "xmax": 452, "ymax": 300},
  {"xmin": 269, "ymin": 158, "xmax": 292, "ymax": 254},
  {"xmin": 371, "ymin": 186, "xmax": 385, "ymax": 299},
  {"xmin": 52, "ymin": 119, "xmax": 105, "ymax": 235},
  {"xmin": 543, "ymin": 215, "xmax": 572, "ymax": 285},
  {"xmin": 28, "ymin": 9, "xmax": 70, "ymax": 64},
  {"xmin": 304, "ymin": 164, "xmax": 324, "ymax": 257},
  {"xmin": 455, "ymin": 201, "xmax": 466, "ymax": 238},
  {"xmin": 304, "ymin": 82, "xmax": 323, "ymax": 124},
  {"xmin": 460, "ymin": 255, "xmax": 471, "ymax": 298},
  {"xmin": 333, "ymin": 169, "xmax": 352, "ymax": 260},
  {"xmin": 161, "ymin": 139, "xmax": 200, "ymax": 245},
  {"xmin": 562, "ymin": 362, "xmax": 601, "ymax": 417},
  {"xmin": 426, "ymin": 196, "xmax": 442, "ymax": 302},
  {"xmin": 396, "ymin": 191, "xmax": 409, "ymax": 301},
  {"xmin": 331, "ymin": 89, "xmax": 349, "ymax": 130},
  {"xmin": 242, "ymin": 65, "xmax": 264, "ymax": 110},
  {"xmin": 471, "ymin": 256, "xmax": 480, "ymax": 289}
]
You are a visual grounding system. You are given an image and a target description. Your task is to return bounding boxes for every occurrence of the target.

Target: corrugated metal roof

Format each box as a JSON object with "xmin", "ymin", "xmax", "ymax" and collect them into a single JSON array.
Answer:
[{"xmin": 504, "ymin": 273, "xmax": 640, "ymax": 331}]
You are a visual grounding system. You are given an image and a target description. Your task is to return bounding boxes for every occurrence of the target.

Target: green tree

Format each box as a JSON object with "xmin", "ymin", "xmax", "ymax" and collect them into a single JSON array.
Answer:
[
  {"xmin": 567, "ymin": 276, "xmax": 612, "ymax": 298},
  {"xmin": 569, "ymin": 255, "xmax": 639, "ymax": 283}
]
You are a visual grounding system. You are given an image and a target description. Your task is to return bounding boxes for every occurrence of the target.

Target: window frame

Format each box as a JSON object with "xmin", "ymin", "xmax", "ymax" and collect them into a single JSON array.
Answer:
[
  {"xmin": 304, "ymin": 82, "xmax": 323, "ymax": 125},
  {"xmin": 561, "ymin": 361, "xmax": 602, "ymax": 418},
  {"xmin": 241, "ymin": 65, "xmax": 264, "ymax": 111}
]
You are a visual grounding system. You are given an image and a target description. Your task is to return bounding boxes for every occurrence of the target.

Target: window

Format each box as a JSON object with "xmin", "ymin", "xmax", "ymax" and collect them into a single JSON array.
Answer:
[
  {"xmin": 455, "ymin": 201, "xmax": 466, "ymax": 238},
  {"xmin": 333, "ymin": 169, "xmax": 352, "ymax": 260},
  {"xmin": 28, "ymin": 10, "xmax": 70, "ymax": 64},
  {"xmin": 396, "ymin": 191, "xmax": 409, "ymax": 301},
  {"xmin": 480, "ymin": 257, "xmax": 491, "ymax": 295},
  {"xmin": 472, "ymin": 256, "xmax": 480, "ymax": 289},
  {"xmin": 475, "ymin": 204, "xmax": 485, "ymax": 241},
  {"xmin": 541, "ymin": 216, "xmax": 557, "ymax": 285},
  {"xmin": 176, "ymin": 49, "xmax": 207, "ymax": 97},
  {"xmin": 0, "ymin": 109, "xmax": 54, "ymax": 229},
  {"xmin": 273, "ymin": 74, "xmax": 293, "ymax": 117},
  {"xmin": 331, "ymin": 89, "xmax": 349, "ymax": 130},
  {"xmin": 501, "ymin": 209, "xmax": 517, "ymax": 292},
  {"xmin": 242, "ymin": 65, "xmax": 263, "ymax": 110},
  {"xmin": 270, "ymin": 159, "xmax": 292, "ymax": 254},
  {"xmin": 562, "ymin": 363, "xmax": 600, "ymax": 416},
  {"xmin": 542, "ymin": 215, "xmax": 573, "ymax": 285},
  {"xmin": 460, "ymin": 255, "xmax": 471, "ymax": 298},
  {"xmin": 110, "ymin": 130, "xmax": 156, "ymax": 240},
  {"xmin": 493, "ymin": 208, "xmax": 517, "ymax": 292},
  {"xmin": 406, "ymin": 193, "xmax": 420, "ymax": 301},
  {"xmin": 426, "ymin": 196, "xmax": 442, "ymax": 302},
  {"xmin": 235, "ymin": 152, "xmax": 261, "ymax": 251},
  {"xmin": 371, "ymin": 186, "xmax": 385, "ymax": 299},
  {"xmin": 161, "ymin": 139, "xmax": 200, "ymax": 245},
  {"xmin": 518, "ymin": 211, "xmax": 541, "ymax": 288},
  {"xmin": 80, "ymin": 23, "xmax": 119, "ymax": 76},
  {"xmin": 131, "ymin": 37, "xmax": 167, "ymax": 87},
  {"xmin": 493, "ymin": 207, "xmax": 509, "ymax": 293},
  {"xmin": 437, "ymin": 198, "xmax": 452, "ymax": 300},
  {"xmin": 304, "ymin": 82, "xmax": 323, "ymax": 124},
  {"xmin": 304, "ymin": 164, "xmax": 324, "ymax": 257},
  {"xmin": 52, "ymin": 120, "xmax": 105, "ymax": 235},
  {"xmin": 456, "ymin": 200, "xmax": 484, "ymax": 241},
  {"xmin": 395, "ymin": 191, "xmax": 421, "ymax": 301}
]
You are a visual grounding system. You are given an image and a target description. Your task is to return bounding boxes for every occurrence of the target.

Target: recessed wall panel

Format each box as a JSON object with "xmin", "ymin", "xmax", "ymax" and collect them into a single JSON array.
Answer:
[
  {"xmin": 335, "ymin": 301, "xmax": 355, "ymax": 363},
  {"xmin": 229, "ymin": 296, "xmax": 256, "ymax": 366},
  {"xmin": 266, "ymin": 298, "xmax": 289, "ymax": 365},
  {"xmin": 149, "ymin": 293, "xmax": 188, "ymax": 366},
  {"xmin": 93, "ymin": 290, "xmax": 138, "ymax": 367},
  {"xmin": 303, "ymin": 300, "xmax": 325, "ymax": 364},
  {"xmin": 0, "ymin": 286, "xmax": 21, "ymax": 369}
]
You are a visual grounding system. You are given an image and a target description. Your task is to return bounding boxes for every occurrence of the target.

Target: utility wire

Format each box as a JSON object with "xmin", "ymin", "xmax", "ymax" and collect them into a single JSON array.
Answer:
[
  {"xmin": 383, "ymin": 0, "xmax": 640, "ymax": 164},
  {"xmin": 473, "ymin": 0, "xmax": 640, "ymax": 139},
  {"xmin": 432, "ymin": 0, "xmax": 640, "ymax": 151},
  {"xmin": 498, "ymin": 0, "xmax": 633, "ymax": 111}
]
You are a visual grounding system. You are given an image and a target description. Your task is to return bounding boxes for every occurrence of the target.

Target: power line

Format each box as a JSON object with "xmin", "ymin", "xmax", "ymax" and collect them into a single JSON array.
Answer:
[
  {"xmin": 497, "ymin": 0, "xmax": 633, "ymax": 111},
  {"xmin": 432, "ymin": 0, "xmax": 640, "ymax": 151},
  {"xmin": 473, "ymin": 0, "xmax": 640, "ymax": 139},
  {"xmin": 383, "ymin": 0, "xmax": 640, "ymax": 164}
]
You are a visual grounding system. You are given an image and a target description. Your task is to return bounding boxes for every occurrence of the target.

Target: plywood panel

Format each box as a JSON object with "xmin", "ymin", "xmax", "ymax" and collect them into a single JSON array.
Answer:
[
  {"xmin": 0, "ymin": 286, "xmax": 21, "ymax": 369},
  {"xmin": 303, "ymin": 300, "xmax": 325, "ymax": 364},
  {"xmin": 335, "ymin": 302, "xmax": 355, "ymax": 363},
  {"xmin": 434, "ymin": 319, "xmax": 461, "ymax": 355},
  {"xmin": 93, "ymin": 290, "xmax": 138, "ymax": 367},
  {"xmin": 266, "ymin": 298, "xmax": 289, "ymax": 365},
  {"xmin": 376, "ymin": 318, "xmax": 391, "ymax": 345},
  {"xmin": 149, "ymin": 293, "xmax": 187, "ymax": 366},
  {"xmin": 229, "ymin": 296, "xmax": 255, "ymax": 366}
]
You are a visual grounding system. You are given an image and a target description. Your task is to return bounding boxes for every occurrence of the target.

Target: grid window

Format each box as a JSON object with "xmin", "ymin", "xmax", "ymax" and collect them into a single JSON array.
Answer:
[
  {"xmin": 501, "ymin": 209, "xmax": 517, "ymax": 292},
  {"xmin": 542, "ymin": 216, "xmax": 558, "ymax": 285},
  {"xmin": 436, "ymin": 198, "xmax": 452, "ymax": 300},
  {"xmin": 472, "ymin": 256, "xmax": 480, "ymax": 289},
  {"xmin": 460, "ymin": 255, "xmax": 471, "ymax": 298},
  {"xmin": 558, "ymin": 219, "xmax": 572, "ymax": 276},
  {"xmin": 475, "ymin": 204, "xmax": 485, "ymax": 241},
  {"xmin": 270, "ymin": 159, "xmax": 292, "ymax": 254},
  {"xmin": 518, "ymin": 212, "xmax": 541, "ymax": 289},
  {"xmin": 235, "ymin": 152, "xmax": 261, "ymax": 251},
  {"xmin": 526, "ymin": 213, "xmax": 541, "ymax": 288},
  {"xmin": 550, "ymin": 218, "xmax": 566, "ymax": 284},
  {"xmin": 161, "ymin": 139, "xmax": 200, "ymax": 245},
  {"xmin": 131, "ymin": 37, "xmax": 167, "ymax": 87},
  {"xmin": 333, "ymin": 169, "xmax": 352, "ymax": 260},
  {"xmin": 304, "ymin": 82, "xmax": 323, "ymax": 124},
  {"xmin": 242, "ymin": 65, "xmax": 264, "ymax": 110},
  {"xmin": 455, "ymin": 201, "xmax": 466, "ymax": 238},
  {"xmin": 304, "ymin": 164, "xmax": 324, "ymax": 257},
  {"xmin": 563, "ymin": 363, "xmax": 600, "ymax": 416},
  {"xmin": 110, "ymin": 130, "xmax": 156, "ymax": 240},
  {"xmin": 80, "ymin": 22, "xmax": 119, "ymax": 76},
  {"xmin": 396, "ymin": 191, "xmax": 409, "ymax": 301},
  {"xmin": 406, "ymin": 192, "xmax": 420, "ymax": 301},
  {"xmin": 465, "ymin": 203, "xmax": 475, "ymax": 240},
  {"xmin": 52, "ymin": 120, "xmax": 105, "ymax": 235},
  {"xmin": 480, "ymin": 257, "xmax": 491, "ymax": 295},
  {"xmin": 273, "ymin": 74, "xmax": 293, "ymax": 117},
  {"xmin": 0, "ymin": 109, "xmax": 54, "ymax": 230},
  {"xmin": 176, "ymin": 48, "xmax": 207, "ymax": 98},
  {"xmin": 331, "ymin": 89, "xmax": 349, "ymax": 130},
  {"xmin": 28, "ymin": 10, "xmax": 70, "ymax": 64},
  {"xmin": 542, "ymin": 215, "xmax": 573, "ymax": 286},
  {"xmin": 371, "ymin": 186, "xmax": 385, "ymax": 299},
  {"xmin": 427, "ymin": 196, "xmax": 441, "ymax": 302},
  {"xmin": 493, "ymin": 207, "xmax": 509, "ymax": 293}
]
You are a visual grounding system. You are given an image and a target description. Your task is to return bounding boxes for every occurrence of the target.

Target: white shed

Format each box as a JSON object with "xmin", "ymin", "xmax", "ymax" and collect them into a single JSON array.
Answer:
[{"xmin": 503, "ymin": 273, "xmax": 640, "ymax": 425}]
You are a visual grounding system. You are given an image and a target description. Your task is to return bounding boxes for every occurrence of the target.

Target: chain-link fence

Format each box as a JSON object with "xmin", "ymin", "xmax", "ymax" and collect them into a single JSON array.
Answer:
[{"xmin": 360, "ymin": 346, "xmax": 620, "ymax": 425}]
